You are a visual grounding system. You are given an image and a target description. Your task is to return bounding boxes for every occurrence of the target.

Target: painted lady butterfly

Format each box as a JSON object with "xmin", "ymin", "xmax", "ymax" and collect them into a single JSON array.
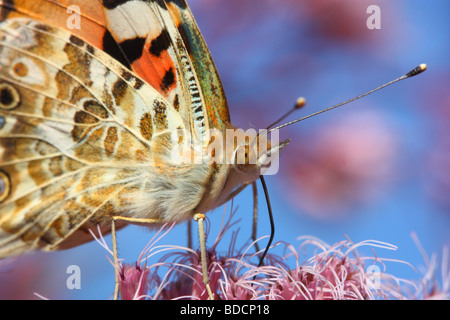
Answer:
[
  {"xmin": 0, "ymin": 0, "xmax": 292, "ymax": 299},
  {"xmin": 0, "ymin": 0, "xmax": 426, "ymax": 299}
]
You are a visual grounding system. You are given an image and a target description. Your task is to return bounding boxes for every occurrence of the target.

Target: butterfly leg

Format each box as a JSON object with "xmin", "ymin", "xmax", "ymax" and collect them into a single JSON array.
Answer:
[
  {"xmin": 110, "ymin": 216, "xmax": 163, "ymax": 300},
  {"xmin": 187, "ymin": 219, "xmax": 193, "ymax": 249},
  {"xmin": 193, "ymin": 213, "xmax": 214, "ymax": 300},
  {"xmin": 111, "ymin": 218, "xmax": 120, "ymax": 300}
]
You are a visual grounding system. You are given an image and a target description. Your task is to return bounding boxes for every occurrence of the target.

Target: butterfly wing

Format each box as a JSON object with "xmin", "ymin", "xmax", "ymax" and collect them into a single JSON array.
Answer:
[
  {"xmin": 0, "ymin": 18, "xmax": 186, "ymax": 257},
  {"xmin": 0, "ymin": 1, "xmax": 236, "ymax": 258},
  {"xmin": 98, "ymin": 0, "xmax": 237, "ymax": 221},
  {"xmin": 100, "ymin": 0, "xmax": 234, "ymax": 142},
  {"xmin": 1, "ymin": 1, "xmax": 232, "ymax": 134}
]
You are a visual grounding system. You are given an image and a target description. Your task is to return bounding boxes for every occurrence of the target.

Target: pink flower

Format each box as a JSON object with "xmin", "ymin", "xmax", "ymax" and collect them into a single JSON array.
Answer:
[
  {"xmin": 157, "ymin": 248, "xmax": 224, "ymax": 300},
  {"xmin": 270, "ymin": 257, "xmax": 365, "ymax": 300},
  {"xmin": 266, "ymin": 238, "xmax": 402, "ymax": 300},
  {"xmin": 117, "ymin": 262, "xmax": 150, "ymax": 300},
  {"xmin": 90, "ymin": 210, "xmax": 449, "ymax": 300}
]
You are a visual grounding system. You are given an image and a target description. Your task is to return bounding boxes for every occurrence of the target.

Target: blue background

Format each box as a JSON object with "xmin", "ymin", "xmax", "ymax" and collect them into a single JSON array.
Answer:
[{"xmin": 1, "ymin": 0, "xmax": 449, "ymax": 299}]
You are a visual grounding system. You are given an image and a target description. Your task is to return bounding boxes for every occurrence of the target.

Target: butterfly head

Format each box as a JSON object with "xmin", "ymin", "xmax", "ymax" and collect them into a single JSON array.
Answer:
[
  {"xmin": 210, "ymin": 130, "xmax": 289, "ymax": 207},
  {"xmin": 215, "ymin": 128, "xmax": 289, "ymax": 192},
  {"xmin": 231, "ymin": 134, "xmax": 290, "ymax": 180}
]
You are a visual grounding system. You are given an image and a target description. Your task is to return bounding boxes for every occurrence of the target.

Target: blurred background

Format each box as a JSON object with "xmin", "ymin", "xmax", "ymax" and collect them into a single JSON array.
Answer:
[{"xmin": 1, "ymin": 0, "xmax": 449, "ymax": 299}]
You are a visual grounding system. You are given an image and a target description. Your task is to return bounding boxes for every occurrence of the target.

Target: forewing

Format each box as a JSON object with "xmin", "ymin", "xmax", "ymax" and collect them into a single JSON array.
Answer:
[
  {"xmin": 1, "ymin": 1, "xmax": 230, "ymax": 136},
  {"xmin": 101, "ymin": 0, "xmax": 228, "ymax": 143}
]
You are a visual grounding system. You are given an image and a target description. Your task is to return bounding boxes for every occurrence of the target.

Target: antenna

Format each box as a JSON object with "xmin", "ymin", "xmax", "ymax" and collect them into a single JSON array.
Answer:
[
  {"xmin": 268, "ymin": 64, "xmax": 427, "ymax": 133},
  {"xmin": 255, "ymin": 64, "xmax": 427, "ymax": 275},
  {"xmin": 266, "ymin": 97, "xmax": 306, "ymax": 129}
]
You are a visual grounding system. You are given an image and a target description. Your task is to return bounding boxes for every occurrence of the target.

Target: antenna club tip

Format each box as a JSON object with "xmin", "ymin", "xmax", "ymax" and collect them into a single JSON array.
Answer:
[
  {"xmin": 295, "ymin": 97, "xmax": 306, "ymax": 109},
  {"xmin": 406, "ymin": 63, "xmax": 427, "ymax": 78}
]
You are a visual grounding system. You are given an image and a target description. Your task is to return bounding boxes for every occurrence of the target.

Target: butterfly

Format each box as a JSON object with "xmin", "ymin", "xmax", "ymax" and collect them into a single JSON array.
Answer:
[
  {"xmin": 0, "ymin": 0, "xmax": 427, "ymax": 300},
  {"xmin": 0, "ymin": 0, "xmax": 289, "ymax": 299}
]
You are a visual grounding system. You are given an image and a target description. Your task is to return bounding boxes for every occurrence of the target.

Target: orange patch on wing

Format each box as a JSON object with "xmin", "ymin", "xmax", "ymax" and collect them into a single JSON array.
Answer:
[
  {"xmin": 2, "ymin": 0, "xmax": 106, "ymax": 49},
  {"xmin": 132, "ymin": 44, "xmax": 178, "ymax": 97}
]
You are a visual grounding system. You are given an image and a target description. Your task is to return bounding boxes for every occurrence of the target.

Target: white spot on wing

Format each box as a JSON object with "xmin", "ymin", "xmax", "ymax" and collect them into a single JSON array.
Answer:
[{"xmin": 105, "ymin": 1, "xmax": 160, "ymax": 41}]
